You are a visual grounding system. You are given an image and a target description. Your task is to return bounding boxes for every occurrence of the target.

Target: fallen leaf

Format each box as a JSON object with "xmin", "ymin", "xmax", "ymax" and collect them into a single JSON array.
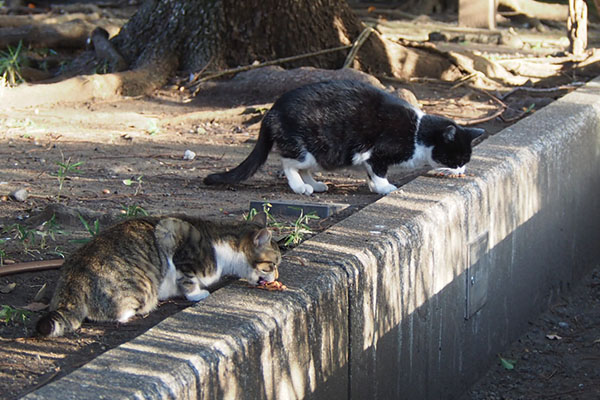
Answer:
[
  {"xmin": 0, "ymin": 282, "xmax": 16, "ymax": 294},
  {"xmin": 498, "ymin": 355, "xmax": 516, "ymax": 370},
  {"xmin": 33, "ymin": 283, "xmax": 48, "ymax": 302},
  {"xmin": 22, "ymin": 302, "xmax": 48, "ymax": 312},
  {"xmin": 546, "ymin": 333, "xmax": 562, "ymax": 340}
]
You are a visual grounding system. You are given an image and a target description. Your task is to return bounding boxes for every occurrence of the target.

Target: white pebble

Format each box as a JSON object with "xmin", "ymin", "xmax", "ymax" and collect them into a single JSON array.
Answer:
[
  {"xmin": 183, "ymin": 150, "xmax": 196, "ymax": 160},
  {"xmin": 9, "ymin": 188, "xmax": 28, "ymax": 202}
]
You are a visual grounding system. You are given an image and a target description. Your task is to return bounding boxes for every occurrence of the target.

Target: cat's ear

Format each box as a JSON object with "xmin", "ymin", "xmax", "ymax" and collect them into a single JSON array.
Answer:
[
  {"xmin": 251, "ymin": 211, "xmax": 268, "ymax": 227},
  {"xmin": 467, "ymin": 127, "xmax": 485, "ymax": 142},
  {"xmin": 253, "ymin": 228, "xmax": 272, "ymax": 247},
  {"xmin": 442, "ymin": 125, "xmax": 456, "ymax": 143}
]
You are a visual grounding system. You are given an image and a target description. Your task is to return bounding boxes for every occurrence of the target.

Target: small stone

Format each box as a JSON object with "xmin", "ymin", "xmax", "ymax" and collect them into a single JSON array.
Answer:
[
  {"xmin": 558, "ymin": 321, "xmax": 570, "ymax": 329},
  {"xmin": 183, "ymin": 150, "xmax": 196, "ymax": 160},
  {"xmin": 500, "ymin": 33, "xmax": 524, "ymax": 48},
  {"xmin": 428, "ymin": 31, "xmax": 449, "ymax": 42},
  {"xmin": 9, "ymin": 188, "xmax": 28, "ymax": 202},
  {"xmin": 0, "ymin": 282, "xmax": 16, "ymax": 294}
]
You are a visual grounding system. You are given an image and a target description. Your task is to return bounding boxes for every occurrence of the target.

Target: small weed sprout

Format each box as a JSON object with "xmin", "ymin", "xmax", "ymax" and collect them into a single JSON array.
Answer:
[
  {"xmin": 245, "ymin": 208, "xmax": 258, "ymax": 221},
  {"xmin": 47, "ymin": 246, "xmax": 66, "ymax": 259},
  {"xmin": 0, "ymin": 40, "xmax": 25, "ymax": 87},
  {"xmin": 146, "ymin": 119, "xmax": 160, "ymax": 136},
  {"xmin": 283, "ymin": 209, "xmax": 319, "ymax": 247},
  {"xmin": 245, "ymin": 203, "xmax": 281, "ymax": 227},
  {"xmin": 55, "ymin": 156, "xmax": 83, "ymax": 200},
  {"xmin": 35, "ymin": 214, "xmax": 63, "ymax": 249},
  {"xmin": 12, "ymin": 224, "xmax": 36, "ymax": 254},
  {"xmin": 71, "ymin": 214, "xmax": 100, "ymax": 244},
  {"xmin": 245, "ymin": 203, "xmax": 319, "ymax": 247},
  {"xmin": 245, "ymin": 202, "xmax": 274, "ymax": 221},
  {"xmin": 0, "ymin": 305, "xmax": 31, "ymax": 324},
  {"xmin": 94, "ymin": 59, "xmax": 110, "ymax": 74},
  {"xmin": 123, "ymin": 176, "xmax": 143, "ymax": 196},
  {"xmin": 0, "ymin": 238, "xmax": 6, "ymax": 265},
  {"xmin": 121, "ymin": 204, "xmax": 148, "ymax": 218},
  {"xmin": 78, "ymin": 214, "xmax": 100, "ymax": 237}
]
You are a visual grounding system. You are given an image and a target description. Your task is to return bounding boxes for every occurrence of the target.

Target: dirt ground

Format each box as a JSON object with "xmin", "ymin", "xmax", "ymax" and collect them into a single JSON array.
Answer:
[
  {"xmin": 462, "ymin": 266, "xmax": 600, "ymax": 400},
  {"xmin": 0, "ymin": 3, "xmax": 599, "ymax": 399}
]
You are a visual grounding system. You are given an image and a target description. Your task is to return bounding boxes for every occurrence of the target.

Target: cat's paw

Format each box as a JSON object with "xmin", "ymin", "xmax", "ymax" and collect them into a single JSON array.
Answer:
[
  {"xmin": 185, "ymin": 289, "xmax": 210, "ymax": 302},
  {"xmin": 310, "ymin": 182, "xmax": 328, "ymax": 192},
  {"xmin": 378, "ymin": 184, "xmax": 398, "ymax": 195},
  {"xmin": 117, "ymin": 309, "xmax": 136, "ymax": 323},
  {"xmin": 368, "ymin": 180, "xmax": 397, "ymax": 195},
  {"xmin": 291, "ymin": 183, "xmax": 314, "ymax": 196}
]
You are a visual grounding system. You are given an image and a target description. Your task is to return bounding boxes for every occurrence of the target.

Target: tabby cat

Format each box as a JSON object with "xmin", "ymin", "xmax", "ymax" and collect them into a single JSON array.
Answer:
[
  {"xmin": 36, "ymin": 213, "xmax": 280, "ymax": 337},
  {"xmin": 204, "ymin": 80, "xmax": 485, "ymax": 195}
]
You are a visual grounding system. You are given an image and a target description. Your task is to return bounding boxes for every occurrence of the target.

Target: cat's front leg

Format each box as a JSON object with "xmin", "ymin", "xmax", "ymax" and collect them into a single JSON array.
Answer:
[
  {"xmin": 364, "ymin": 162, "xmax": 397, "ymax": 194},
  {"xmin": 185, "ymin": 287, "xmax": 210, "ymax": 302},
  {"xmin": 368, "ymin": 177, "xmax": 397, "ymax": 195},
  {"xmin": 178, "ymin": 274, "xmax": 210, "ymax": 301}
]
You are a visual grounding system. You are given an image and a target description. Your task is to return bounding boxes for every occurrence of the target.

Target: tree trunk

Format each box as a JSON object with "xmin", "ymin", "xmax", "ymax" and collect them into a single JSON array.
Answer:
[
  {"xmin": 568, "ymin": 0, "xmax": 587, "ymax": 56},
  {"xmin": 111, "ymin": 0, "xmax": 392, "ymax": 77},
  {"xmin": 1, "ymin": 0, "xmax": 468, "ymax": 108}
]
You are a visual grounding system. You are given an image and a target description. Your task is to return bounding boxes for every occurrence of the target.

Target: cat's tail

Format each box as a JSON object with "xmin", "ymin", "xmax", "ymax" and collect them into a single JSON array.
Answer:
[
  {"xmin": 204, "ymin": 121, "xmax": 274, "ymax": 185},
  {"xmin": 36, "ymin": 307, "xmax": 86, "ymax": 337}
]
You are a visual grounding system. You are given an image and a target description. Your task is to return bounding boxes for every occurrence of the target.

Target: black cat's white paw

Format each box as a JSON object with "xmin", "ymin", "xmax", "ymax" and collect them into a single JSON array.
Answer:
[
  {"xmin": 433, "ymin": 167, "xmax": 467, "ymax": 178},
  {"xmin": 291, "ymin": 183, "xmax": 315, "ymax": 195},
  {"xmin": 310, "ymin": 182, "xmax": 328, "ymax": 192}
]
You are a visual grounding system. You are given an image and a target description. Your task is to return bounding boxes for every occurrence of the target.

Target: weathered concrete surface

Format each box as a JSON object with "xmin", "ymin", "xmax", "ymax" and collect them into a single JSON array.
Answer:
[
  {"xmin": 334, "ymin": 78, "xmax": 600, "ymax": 399},
  {"xmin": 27, "ymin": 79, "xmax": 600, "ymax": 399},
  {"xmin": 26, "ymin": 262, "xmax": 350, "ymax": 400}
]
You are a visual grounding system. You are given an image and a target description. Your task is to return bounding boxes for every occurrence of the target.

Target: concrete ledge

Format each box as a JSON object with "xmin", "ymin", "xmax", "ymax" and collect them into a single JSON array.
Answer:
[{"xmin": 26, "ymin": 78, "xmax": 600, "ymax": 399}]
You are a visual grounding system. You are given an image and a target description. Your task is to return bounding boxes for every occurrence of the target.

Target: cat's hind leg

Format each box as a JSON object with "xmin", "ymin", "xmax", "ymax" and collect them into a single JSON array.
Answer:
[
  {"xmin": 300, "ymin": 170, "xmax": 328, "ymax": 192},
  {"xmin": 281, "ymin": 158, "xmax": 314, "ymax": 195}
]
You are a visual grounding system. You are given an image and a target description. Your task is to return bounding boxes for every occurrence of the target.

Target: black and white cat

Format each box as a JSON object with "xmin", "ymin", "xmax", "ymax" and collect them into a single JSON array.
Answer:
[{"xmin": 204, "ymin": 80, "xmax": 485, "ymax": 195}]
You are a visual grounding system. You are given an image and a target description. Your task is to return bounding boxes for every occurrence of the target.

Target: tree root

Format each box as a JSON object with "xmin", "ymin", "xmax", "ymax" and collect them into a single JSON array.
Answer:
[
  {"xmin": 0, "ymin": 16, "xmax": 123, "ymax": 49},
  {"xmin": 396, "ymin": 39, "xmax": 529, "ymax": 87},
  {"xmin": 188, "ymin": 44, "xmax": 354, "ymax": 95},
  {"xmin": 90, "ymin": 27, "xmax": 128, "ymax": 72},
  {"xmin": 1, "ymin": 59, "xmax": 176, "ymax": 109},
  {"xmin": 498, "ymin": 0, "xmax": 568, "ymax": 21},
  {"xmin": 0, "ymin": 259, "xmax": 63, "ymax": 277}
]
